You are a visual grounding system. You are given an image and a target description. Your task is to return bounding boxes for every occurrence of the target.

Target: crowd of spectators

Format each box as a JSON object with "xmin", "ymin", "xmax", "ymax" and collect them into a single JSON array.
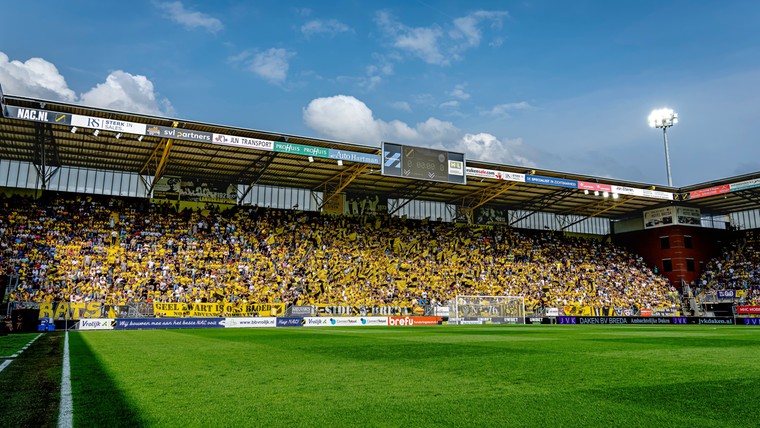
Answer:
[
  {"xmin": 699, "ymin": 230, "xmax": 760, "ymax": 305},
  {"xmin": 1, "ymin": 194, "xmax": 680, "ymax": 314}
]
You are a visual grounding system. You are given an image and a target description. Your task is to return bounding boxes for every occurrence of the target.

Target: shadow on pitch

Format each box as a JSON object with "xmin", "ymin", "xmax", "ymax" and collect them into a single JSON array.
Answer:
[{"xmin": 69, "ymin": 332, "xmax": 148, "ymax": 427}]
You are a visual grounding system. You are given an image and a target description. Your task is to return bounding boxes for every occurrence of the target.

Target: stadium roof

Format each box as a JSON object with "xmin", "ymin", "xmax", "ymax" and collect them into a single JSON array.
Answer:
[{"xmin": 1, "ymin": 91, "xmax": 759, "ymax": 225}]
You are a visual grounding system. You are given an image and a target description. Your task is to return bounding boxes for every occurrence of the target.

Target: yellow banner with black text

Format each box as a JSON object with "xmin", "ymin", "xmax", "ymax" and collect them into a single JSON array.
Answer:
[
  {"xmin": 39, "ymin": 302, "xmax": 103, "ymax": 320},
  {"xmin": 153, "ymin": 302, "xmax": 285, "ymax": 317}
]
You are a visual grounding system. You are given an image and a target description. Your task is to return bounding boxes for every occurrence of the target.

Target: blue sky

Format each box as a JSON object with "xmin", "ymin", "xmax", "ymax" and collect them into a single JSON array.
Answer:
[{"xmin": 2, "ymin": 0, "xmax": 760, "ymax": 187}]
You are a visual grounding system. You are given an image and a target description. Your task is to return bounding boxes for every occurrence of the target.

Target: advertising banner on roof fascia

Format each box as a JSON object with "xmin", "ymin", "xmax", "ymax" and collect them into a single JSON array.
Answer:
[
  {"xmin": 578, "ymin": 181, "xmax": 612, "ymax": 192},
  {"xmin": 274, "ymin": 142, "xmax": 329, "ymax": 158},
  {"xmin": 689, "ymin": 184, "xmax": 730, "ymax": 200},
  {"xmin": 613, "ymin": 185, "xmax": 672, "ymax": 200},
  {"xmin": 328, "ymin": 149, "xmax": 381, "ymax": 165},
  {"xmin": 212, "ymin": 133, "xmax": 274, "ymax": 151},
  {"xmin": 4, "ymin": 106, "xmax": 72, "ymax": 125},
  {"xmin": 611, "ymin": 185, "xmax": 639, "ymax": 196},
  {"xmin": 525, "ymin": 175, "xmax": 578, "ymax": 189},
  {"xmin": 465, "ymin": 167, "xmax": 525, "ymax": 182},
  {"xmin": 641, "ymin": 189, "xmax": 674, "ymax": 200},
  {"xmin": 71, "ymin": 114, "xmax": 147, "ymax": 135},
  {"xmin": 729, "ymin": 178, "xmax": 760, "ymax": 192},
  {"xmin": 145, "ymin": 125, "xmax": 212, "ymax": 143}
]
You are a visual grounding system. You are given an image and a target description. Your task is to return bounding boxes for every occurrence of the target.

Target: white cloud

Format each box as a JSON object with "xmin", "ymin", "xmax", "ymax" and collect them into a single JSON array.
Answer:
[
  {"xmin": 80, "ymin": 71, "xmax": 174, "ymax": 116},
  {"xmin": 439, "ymin": 100, "xmax": 460, "ymax": 108},
  {"xmin": 294, "ymin": 7, "xmax": 312, "ymax": 18},
  {"xmin": 450, "ymin": 11, "xmax": 508, "ymax": 50},
  {"xmin": 0, "ymin": 52, "xmax": 173, "ymax": 116},
  {"xmin": 303, "ymin": 95, "xmax": 384, "ymax": 144},
  {"xmin": 301, "ymin": 19, "xmax": 351, "ymax": 38},
  {"xmin": 448, "ymin": 84, "xmax": 470, "ymax": 100},
  {"xmin": 375, "ymin": 11, "xmax": 446, "ymax": 65},
  {"xmin": 156, "ymin": 1, "xmax": 223, "ymax": 33},
  {"xmin": 247, "ymin": 48, "xmax": 296, "ymax": 84},
  {"xmin": 457, "ymin": 133, "xmax": 534, "ymax": 167},
  {"xmin": 394, "ymin": 27, "xmax": 446, "ymax": 65},
  {"xmin": 389, "ymin": 101, "xmax": 412, "ymax": 112},
  {"xmin": 482, "ymin": 101, "xmax": 534, "ymax": 118},
  {"xmin": 375, "ymin": 9, "xmax": 508, "ymax": 65},
  {"xmin": 0, "ymin": 52, "xmax": 76, "ymax": 102},
  {"xmin": 360, "ymin": 56, "xmax": 394, "ymax": 89},
  {"xmin": 303, "ymin": 95, "xmax": 533, "ymax": 166}
]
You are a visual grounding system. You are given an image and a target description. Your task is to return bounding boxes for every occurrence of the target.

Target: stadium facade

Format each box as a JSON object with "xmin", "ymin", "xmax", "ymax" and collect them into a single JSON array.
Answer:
[{"xmin": 1, "ymin": 82, "xmax": 759, "ymax": 294}]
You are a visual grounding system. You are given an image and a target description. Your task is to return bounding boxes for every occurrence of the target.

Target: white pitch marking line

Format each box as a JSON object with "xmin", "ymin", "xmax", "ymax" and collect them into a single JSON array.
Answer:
[
  {"xmin": 57, "ymin": 331, "xmax": 73, "ymax": 428},
  {"xmin": 0, "ymin": 333, "xmax": 42, "ymax": 372}
]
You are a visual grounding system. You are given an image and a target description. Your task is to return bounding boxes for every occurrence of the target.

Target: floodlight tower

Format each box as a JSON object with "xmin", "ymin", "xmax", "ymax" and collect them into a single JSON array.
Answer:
[{"xmin": 648, "ymin": 108, "xmax": 678, "ymax": 187}]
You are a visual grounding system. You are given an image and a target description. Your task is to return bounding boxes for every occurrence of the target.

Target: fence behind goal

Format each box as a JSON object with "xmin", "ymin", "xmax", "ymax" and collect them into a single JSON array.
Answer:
[{"xmin": 450, "ymin": 295, "xmax": 526, "ymax": 325}]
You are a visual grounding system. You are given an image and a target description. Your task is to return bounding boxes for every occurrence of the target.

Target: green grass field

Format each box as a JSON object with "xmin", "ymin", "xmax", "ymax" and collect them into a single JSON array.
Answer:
[{"xmin": 2, "ymin": 325, "xmax": 760, "ymax": 427}]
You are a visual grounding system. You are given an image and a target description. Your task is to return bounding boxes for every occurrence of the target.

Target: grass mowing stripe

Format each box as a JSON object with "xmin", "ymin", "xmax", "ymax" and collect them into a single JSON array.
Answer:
[
  {"xmin": 57, "ymin": 331, "xmax": 73, "ymax": 428},
  {"xmin": 68, "ymin": 331, "xmax": 147, "ymax": 427},
  {"xmin": 0, "ymin": 333, "xmax": 63, "ymax": 428},
  {"xmin": 72, "ymin": 325, "xmax": 760, "ymax": 428},
  {"xmin": 0, "ymin": 332, "xmax": 42, "ymax": 358}
]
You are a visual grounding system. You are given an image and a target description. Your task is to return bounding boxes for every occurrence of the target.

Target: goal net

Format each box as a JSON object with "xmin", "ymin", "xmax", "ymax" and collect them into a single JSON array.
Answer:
[{"xmin": 451, "ymin": 295, "xmax": 526, "ymax": 325}]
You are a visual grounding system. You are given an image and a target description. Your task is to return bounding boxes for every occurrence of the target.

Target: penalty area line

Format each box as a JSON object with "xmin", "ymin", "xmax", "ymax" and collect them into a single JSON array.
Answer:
[{"xmin": 57, "ymin": 331, "xmax": 73, "ymax": 428}]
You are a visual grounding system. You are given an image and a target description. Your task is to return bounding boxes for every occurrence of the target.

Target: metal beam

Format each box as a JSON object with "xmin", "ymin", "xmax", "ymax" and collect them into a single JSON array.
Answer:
[
  {"xmin": 451, "ymin": 180, "xmax": 520, "ymax": 210},
  {"xmin": 141, "ymin": 121, "xmax": 179, "ymax": 194},
  {"xmin": 735, "ymin": 189, "xmax": 760, "ymax": 205},
  {"xmin": 315, "ymin": 163, "xmax": 370, "ymax": 210},
  {"xmin": 387, "ymin": 180, "xmax": 436, "ymax": 215},
  {"xmin": 237, "ymin": 152, "xmax": 279, "ymax": 202},
  {"xmin": 32, "ymin": 122, "xmax": 61, "ymax": 191},
  {"xmin": 559, "ymin": 196, "xmax": 637, "ymax": 230},
  {"xmin": 508, "ymin": 189, "xmax": 576, "ymax": 226}
]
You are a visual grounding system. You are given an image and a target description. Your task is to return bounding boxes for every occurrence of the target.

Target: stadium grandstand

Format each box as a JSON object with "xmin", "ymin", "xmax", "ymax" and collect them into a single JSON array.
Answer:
[{"xmin": 2, "ymin": 84, "xmax": 760, "ymax": 325}]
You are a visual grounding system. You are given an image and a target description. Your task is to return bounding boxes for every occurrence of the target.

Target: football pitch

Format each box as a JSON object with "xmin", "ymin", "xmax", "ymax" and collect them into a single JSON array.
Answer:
[{"xmin": 2, "ymin": 325, "xmax": 759, "ymax": 427}]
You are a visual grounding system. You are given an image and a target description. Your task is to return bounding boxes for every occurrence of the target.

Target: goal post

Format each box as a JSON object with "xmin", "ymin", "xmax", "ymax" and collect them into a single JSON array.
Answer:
[{"xmin": 451, "ymin": 295, "xmax": 526, "ymax": 325}]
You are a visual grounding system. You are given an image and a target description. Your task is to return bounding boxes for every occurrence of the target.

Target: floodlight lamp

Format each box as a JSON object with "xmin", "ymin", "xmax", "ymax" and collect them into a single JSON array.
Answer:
[
  {"xmin": 648, "ymin": 108, "xmax": 678, "ymax": 128},
  {"xmin": 337, "ymin": 159, "xmax": 343, "ymax": 166},
  {"xmin": 308, "ymin": 156, "xmax": 314, "ymax": 163},
  {"xmin": 612, "ymin": 193, "xmax": 619, "ymax": 199},
  {"xmin": 594, "ymin": 190, "xmax": 600, "ymax": 196},
  {"xmin": 584, "ymin": 189, "xmax": 589, "ymax": 195},
  {"xmin": 138, "ymin": 135, "xmax": 144, "ymax": 142},
  {"xmin": 115, "ymin": 133, "xmax": 122, "ymax": 139},
  {"xmin": 93, "ymin": 129, "xmax": 100, "ymax": 137},
  {"xmin": 603, "ymin": 191, "xmax": 609, "ymax": 198},
  {"xmin": 71, "ymin": 126, "xmax": 77, "ymax": 134}
]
